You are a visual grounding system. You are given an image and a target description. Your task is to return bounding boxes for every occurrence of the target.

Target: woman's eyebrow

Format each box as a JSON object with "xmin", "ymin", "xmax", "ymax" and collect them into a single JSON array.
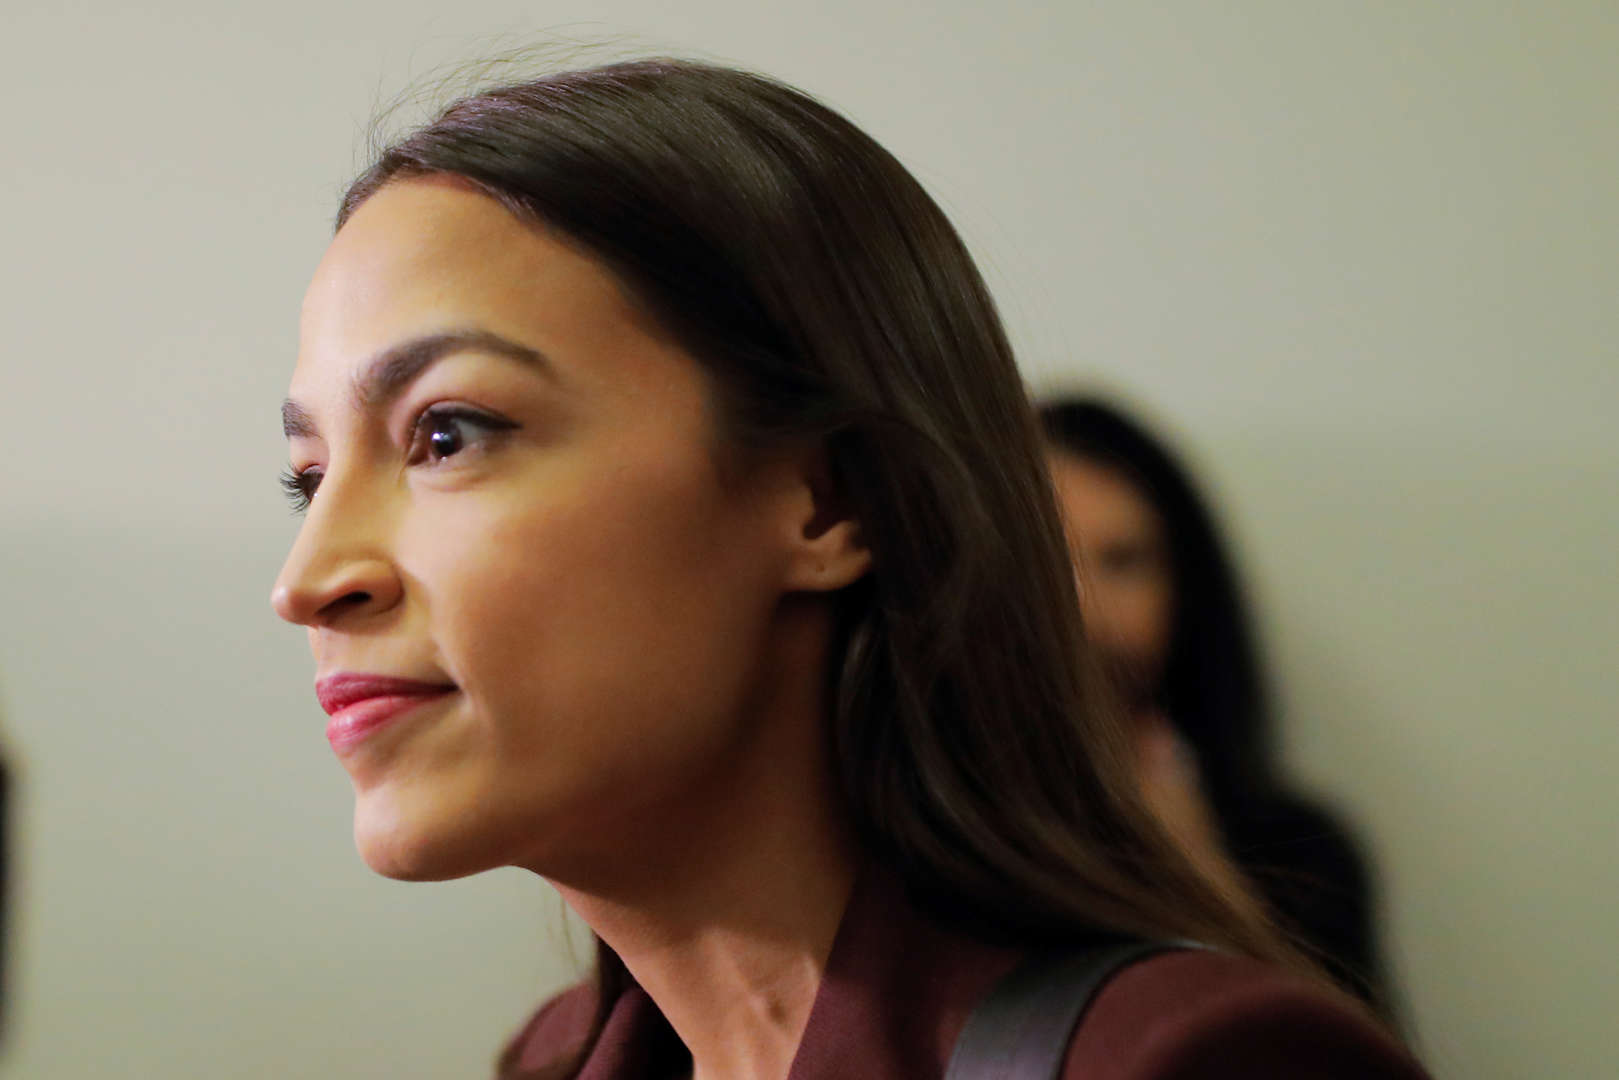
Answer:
[
  {"xmin": 282, "ymin": 399, "xmax": 318, "ymax": 439},
  {"xmin": 280, "ymin": 328, "xmax": 553, "ymax": 439}
]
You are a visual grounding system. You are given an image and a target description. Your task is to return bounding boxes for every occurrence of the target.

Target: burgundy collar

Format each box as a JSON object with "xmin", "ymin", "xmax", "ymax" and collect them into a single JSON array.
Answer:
[{"xmin": 567, "ymin": 867, "xmax": 1021, "ymax": 1080}]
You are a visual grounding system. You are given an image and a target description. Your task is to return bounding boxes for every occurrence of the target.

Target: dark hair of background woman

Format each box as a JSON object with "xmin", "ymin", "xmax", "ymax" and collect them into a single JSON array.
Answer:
[
  {"xmin": 1040, "ymin": 397, "xmax": 1391, "ymax": 1014},
  {"xmin": 338, "ymin": 59, "xmax": 1345, "ymax": 1076}
]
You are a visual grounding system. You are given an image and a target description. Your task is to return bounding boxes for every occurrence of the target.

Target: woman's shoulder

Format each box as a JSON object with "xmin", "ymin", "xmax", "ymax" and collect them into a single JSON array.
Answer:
[
  {"xmin": 492, "ymin": 942, "xmax": 1431, "ymax": 1080},
  {"xmin": 1064, "ymin": 949, "xmax": 1426, "ymax": 1079},
  {"xmin": 495, "ymin": 980, "xmax": 596, "ymax": 1079}
]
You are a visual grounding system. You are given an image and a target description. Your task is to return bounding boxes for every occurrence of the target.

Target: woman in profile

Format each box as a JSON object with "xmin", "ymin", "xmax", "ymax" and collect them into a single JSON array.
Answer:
[
  {"xmin": 272, "ymin": 58, "xmax": 1426, "ymax": 1079},
  {"xmin": 1042, "ymin": 397, "xmax": 1390, "ymax": 1012}
]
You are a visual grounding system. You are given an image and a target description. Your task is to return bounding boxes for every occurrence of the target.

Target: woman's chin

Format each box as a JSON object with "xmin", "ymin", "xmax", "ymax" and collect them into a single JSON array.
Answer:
[{"xmin": 352, "ymin": 801, "xmax": 504, "ymax": 882}]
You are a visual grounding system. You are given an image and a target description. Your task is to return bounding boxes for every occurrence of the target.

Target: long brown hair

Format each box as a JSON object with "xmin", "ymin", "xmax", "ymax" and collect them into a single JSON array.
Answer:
[{"xmin": 339, "ymin": 58, "xmax": 1303, "ymax": 1073}]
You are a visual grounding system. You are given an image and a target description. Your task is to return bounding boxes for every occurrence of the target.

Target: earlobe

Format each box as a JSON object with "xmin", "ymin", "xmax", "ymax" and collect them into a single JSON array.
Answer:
[
  {"xmin": 788, "ymin": 516, "xmax": 873, "ymax": 592},
  {"xmin": 782, "ymin": 451, "xmax": 872, "ymax": 592}
]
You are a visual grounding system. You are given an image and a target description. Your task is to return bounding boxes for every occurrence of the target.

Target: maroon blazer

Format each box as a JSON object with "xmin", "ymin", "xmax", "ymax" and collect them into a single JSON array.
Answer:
[{"xmin": 498, "ymin": 870, "xmax": 1428, "ymax": 1079}]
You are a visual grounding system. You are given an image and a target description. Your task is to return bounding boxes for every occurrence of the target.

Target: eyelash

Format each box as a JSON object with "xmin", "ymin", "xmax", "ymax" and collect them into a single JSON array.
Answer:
[
  {"xmin": 279, "ymin": 404, "xmax": 519, "ymax": 514},
  {"xmin": 279, "ymin": 466, "xmax": 322, "ymax": 514}
]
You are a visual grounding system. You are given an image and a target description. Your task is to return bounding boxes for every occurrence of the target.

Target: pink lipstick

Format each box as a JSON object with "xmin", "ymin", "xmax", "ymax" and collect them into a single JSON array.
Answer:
[{"xmin": 316, "ymin": 674, "xmax": 456, "ymax": 752}]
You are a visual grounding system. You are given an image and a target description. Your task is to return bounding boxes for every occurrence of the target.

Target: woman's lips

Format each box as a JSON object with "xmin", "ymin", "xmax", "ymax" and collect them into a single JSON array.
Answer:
[{"xmin": 316, "ymin": 674, "xmax": 457, "ymax": 752}]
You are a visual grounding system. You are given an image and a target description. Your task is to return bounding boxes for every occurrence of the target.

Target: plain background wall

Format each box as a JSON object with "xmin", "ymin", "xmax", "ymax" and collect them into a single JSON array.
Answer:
[{"xmin": 1, "ymin": 2, "xmax": 1613, "ymax": 1077}]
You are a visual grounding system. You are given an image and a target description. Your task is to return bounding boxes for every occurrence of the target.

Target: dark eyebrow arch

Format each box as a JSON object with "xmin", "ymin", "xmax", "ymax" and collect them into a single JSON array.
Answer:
[
  {"xmin": 282, "ymin": 399, "xmax": 318, "ymax": 439},
  {"xmin": 281, "ymin": 328, "xmax": 552, "ymax": 439}
]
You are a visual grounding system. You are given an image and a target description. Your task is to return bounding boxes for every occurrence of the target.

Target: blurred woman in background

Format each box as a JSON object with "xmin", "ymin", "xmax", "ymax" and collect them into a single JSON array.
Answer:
[{"xmin": 1042, "ymin": 396, "xmax": 1391, "ymax": 1013}]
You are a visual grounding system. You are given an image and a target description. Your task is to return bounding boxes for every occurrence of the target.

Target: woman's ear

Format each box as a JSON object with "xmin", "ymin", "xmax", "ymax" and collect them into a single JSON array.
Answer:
[{"xmin": 780, "ymin": 448, "xmax": 872, "ymax": 592}]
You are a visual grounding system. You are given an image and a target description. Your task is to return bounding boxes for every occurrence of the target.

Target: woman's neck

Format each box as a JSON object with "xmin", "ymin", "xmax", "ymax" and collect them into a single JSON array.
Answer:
[
  {"xmin": 556, "ymin": 772, "xmax": 856, "ymax": 1080},
  {"xmin": 546, "ymin": 607, "xmax": 860, "ymax": 1080}
]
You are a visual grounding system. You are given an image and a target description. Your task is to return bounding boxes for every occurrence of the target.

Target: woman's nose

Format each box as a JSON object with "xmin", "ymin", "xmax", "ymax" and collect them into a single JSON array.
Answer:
[{"xmin": 271, "ymin": 484, "xmax": 404, "ymax": 628}]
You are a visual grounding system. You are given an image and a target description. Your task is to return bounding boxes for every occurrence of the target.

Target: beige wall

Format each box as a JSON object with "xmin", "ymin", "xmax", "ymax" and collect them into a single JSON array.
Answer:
[{"xmin": 1, "ymin": 2, "xmax": 1613, "ymax": 1077}]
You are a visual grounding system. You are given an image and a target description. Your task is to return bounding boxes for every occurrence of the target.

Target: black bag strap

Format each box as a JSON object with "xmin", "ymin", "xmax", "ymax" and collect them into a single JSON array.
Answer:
[{"xmin": 943, "ymin": 941, "xmax": 1198, "ymax": 1080}]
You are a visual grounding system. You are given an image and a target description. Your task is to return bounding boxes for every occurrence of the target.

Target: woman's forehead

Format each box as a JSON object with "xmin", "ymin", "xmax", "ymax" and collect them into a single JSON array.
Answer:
[
  {"xmin": 288, "ymin": 178, "xmax": 713, "ymax": 444},
  {"xmin": 304, "ymin": 183, "xmax": 555, "ymax": 339},
  {"xmin": 295, "ymin": 182, "xmax": 650, "ymax": 392},
  {"xmin": 1051, "ymin": 454, "xmax": 1163, "ymax": 536}
]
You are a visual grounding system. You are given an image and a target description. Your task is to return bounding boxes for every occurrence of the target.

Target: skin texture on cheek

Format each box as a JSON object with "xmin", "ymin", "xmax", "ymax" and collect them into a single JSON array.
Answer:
[{"xmin": 353, "ymin": 427, "xmax": 783, "ymax": 882}]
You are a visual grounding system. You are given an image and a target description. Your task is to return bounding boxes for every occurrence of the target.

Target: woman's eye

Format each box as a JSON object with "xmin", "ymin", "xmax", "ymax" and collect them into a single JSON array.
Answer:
[
  {"xmin": 279, "ymin": 466, "xmax": 323, "ymax": 513},
  {"xmin": 1097, "ymin": 542, "xmax": 1162, "ymax": 577},
  {"xmin": 407, "ymin": 406, "xmax": 518, "ymax": 466}
]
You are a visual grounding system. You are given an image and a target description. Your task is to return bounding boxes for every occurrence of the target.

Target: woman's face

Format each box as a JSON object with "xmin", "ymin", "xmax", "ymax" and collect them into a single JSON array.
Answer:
[
  {"xmin": 1047, "ymin": 451, "xmax": 1175, "ymax": 706},
  {"xmin": 272, "ymin": 178, "xmax": 835, "ymax": 884}
]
